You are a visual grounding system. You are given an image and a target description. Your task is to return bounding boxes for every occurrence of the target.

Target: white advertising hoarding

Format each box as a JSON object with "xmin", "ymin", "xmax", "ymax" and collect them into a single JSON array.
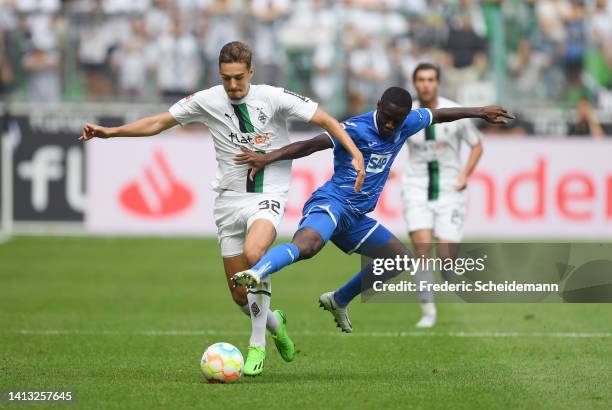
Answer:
[{"xmin": 87, "ymin": 134, "xmax": 612, "ymax": 239}]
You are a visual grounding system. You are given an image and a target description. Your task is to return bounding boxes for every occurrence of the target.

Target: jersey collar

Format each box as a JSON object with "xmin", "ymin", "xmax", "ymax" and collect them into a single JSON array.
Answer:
[{"xmin": 372, "ymin": 110, "xmax": 378, "ymax": 130}]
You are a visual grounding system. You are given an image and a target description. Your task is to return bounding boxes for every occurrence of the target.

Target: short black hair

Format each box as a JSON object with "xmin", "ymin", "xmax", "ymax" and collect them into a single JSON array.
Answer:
[
  {"xmin": 412, "ymin": 63, "xmax": 441, "ymax": 82},
  {"xmin": 219, "ymin": 41, "xmax": 252, "ymax": 68},
  {"xmin": 380, "ymin": 87, "xmax": 413, "ymax": 109}
]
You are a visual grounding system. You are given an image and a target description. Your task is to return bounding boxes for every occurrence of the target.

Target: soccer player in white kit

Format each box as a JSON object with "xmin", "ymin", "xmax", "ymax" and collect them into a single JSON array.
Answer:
[
  {"xmin": 401, "ymin": 63, "xmax": 484, "ymax": 328},
  {"xmin": 79, "ymin": 41, "xmax": 365, "ymax": 376}
]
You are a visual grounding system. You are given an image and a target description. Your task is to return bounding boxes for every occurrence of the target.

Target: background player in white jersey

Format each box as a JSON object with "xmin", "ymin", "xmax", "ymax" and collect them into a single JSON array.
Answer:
[
  {"xmin": 401, "ymin": 63, "xmax": 484, "ymax": 328},
  {"xmin": 79, "ymin": 41, "xmax": 365, "ymax": 376}
]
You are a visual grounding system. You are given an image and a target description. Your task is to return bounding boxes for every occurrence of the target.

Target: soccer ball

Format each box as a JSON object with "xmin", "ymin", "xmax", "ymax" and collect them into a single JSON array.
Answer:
[{"xmin": 200, "ymin": 342, "xmax": 244, "ymax": 383}]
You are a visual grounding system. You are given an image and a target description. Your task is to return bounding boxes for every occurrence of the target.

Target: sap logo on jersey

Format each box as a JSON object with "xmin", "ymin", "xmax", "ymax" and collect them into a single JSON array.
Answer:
[
  {"xmin": 119, "ymin": 149, "xmax": 193, "ymax": 218},
  {"xmin": 366, "ymin": 153, "xmax": 391, "ymax": 174}
]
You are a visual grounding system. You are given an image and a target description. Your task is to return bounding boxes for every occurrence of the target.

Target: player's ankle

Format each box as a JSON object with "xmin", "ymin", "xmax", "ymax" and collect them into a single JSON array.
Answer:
[{"xmin": 332, "ymin": 292, "xmax": 348, "ymax": 308}]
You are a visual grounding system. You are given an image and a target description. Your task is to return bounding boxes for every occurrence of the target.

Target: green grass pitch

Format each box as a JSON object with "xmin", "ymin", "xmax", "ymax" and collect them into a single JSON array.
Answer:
[{"xmin": 1, "ymin": 236, "xmax": 611, "ymax": 409}]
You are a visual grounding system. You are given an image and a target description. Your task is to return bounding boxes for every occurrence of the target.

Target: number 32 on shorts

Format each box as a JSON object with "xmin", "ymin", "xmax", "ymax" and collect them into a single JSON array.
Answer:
[{"xmin": 258, "ymin": 200, "xmax": 281, "ymax": 215}]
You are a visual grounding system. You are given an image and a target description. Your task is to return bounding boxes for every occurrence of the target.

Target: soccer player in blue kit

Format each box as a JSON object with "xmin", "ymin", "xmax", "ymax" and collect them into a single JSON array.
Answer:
[{"xmin": 232, "ymin": 86, "xmax": 513, "ymax": 334}]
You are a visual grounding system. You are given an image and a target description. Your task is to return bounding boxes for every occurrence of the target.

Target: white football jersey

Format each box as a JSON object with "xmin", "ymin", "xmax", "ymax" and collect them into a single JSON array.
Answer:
[
  {"xmin": 169, "ymin": 84, "xmax": 318, "ymax": 193},
  {"xmin": 402, "ymin": 97, "xmax": 482, "ymax": 199}
]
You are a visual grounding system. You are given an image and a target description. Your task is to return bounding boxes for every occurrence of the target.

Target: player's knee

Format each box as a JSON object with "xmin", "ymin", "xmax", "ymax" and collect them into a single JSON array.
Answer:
[
  {"xmin": 230, "ymin": 287, "xmax": 247, "ymax": 306},
  {"xmin": 244, "ymin": 248, "xmax": 265, "ymax": 267},
  {"xmin": 293, "ymin": 228, "xmax": 325, "ymax": 259},
  {"xmin": 294, "ymin": 238, "xmax": 322, "ymax": 260}
]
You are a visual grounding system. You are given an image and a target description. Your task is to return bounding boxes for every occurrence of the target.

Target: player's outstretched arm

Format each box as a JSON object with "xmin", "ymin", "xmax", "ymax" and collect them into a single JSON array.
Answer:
[
  {"xmin": 79, "ymin": 112, "xmax": 179, "ymax": 141},
  {"xmin": 309, "ymin": 108, "xmax": 365, "ymax": 192},
  {"xmin": 235, "ymin": 134, "xmax": 333, "ymax": 181},
  {"xmin": 432, "ymin": 106, "xmax": 515, "ymax": 125}
]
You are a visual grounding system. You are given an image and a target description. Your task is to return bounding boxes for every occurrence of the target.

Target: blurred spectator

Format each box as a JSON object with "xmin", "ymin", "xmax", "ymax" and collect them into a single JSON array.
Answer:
[
  {"xmin": 590, "ymin": 0, "xmax": 612, "ymax": 54},
  {"xmin": 537, "ymin": 0, "xmax": 572, "ymax": 50},
  {"xmin": 202, "ymin": 0, "xmax": 242, "ymax": 87},
  {"xmin": 20, "ymin": 12, "xmax": 61, "ymax": 103},
  {"xmin": 280, "ymin": 0, "xmax": 337, "ymax": 103},
  {"xmin": 145, "ymin": 0, "xmax": 173, "ymax": 38},
  {"xmin": 151, "ymin": 16, "xmax": 202, "ymax": 102},
  {"xmin": 312, "ymin": 42, "xmax": 334, "ymax": 103},
  {"xmin": 586, "ymin": 0, "xmax": 612, "ymax": 89},
  {"xmin": 248, "ymin": 0, "xmax": 290, "ymax": 86},
  {"xmin": 22, "ymin": 45, "xmax": 61, "ymax": 103},
  {"xmin": 348, "ymin": 33, "xmax": 391, "ymax": 108},
  {"xmin": 568, "ymin": 98, "xmax": 605, "ymax": 138},
  {"xmin": 443, "ymin": 6, "xmax": 488, "ymax": 100},
  {"xmin": 394, "ymin": 37, "xmax": 437, "ymax": 93},
  {"xmin": 77, "ymin": 0, "xmax": 115, "ymax": 97},
  {"xmin": 344, "ymin": 89, "xmax": 367, "ymax": 119},
  {"xmin": 111, "ymin": 18, "xmax": 153, "ymax": 100},
  {"xmin": 561, "ymin": 0, "xmax": 586, "ymax": 84}
]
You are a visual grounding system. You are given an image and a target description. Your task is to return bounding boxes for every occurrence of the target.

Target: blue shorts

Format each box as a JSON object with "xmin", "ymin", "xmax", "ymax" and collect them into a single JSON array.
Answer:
[{"xmin": 298, "ymin": 194, "xmax": 392, "ymax": 255}]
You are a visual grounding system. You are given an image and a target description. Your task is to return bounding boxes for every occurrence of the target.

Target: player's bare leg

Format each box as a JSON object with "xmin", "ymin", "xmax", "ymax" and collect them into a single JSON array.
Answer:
[
  {"xmin": 436, "ymin": 238, "xmax": 460, "ymax": 281},
  {"xmin": 241, "ymin": 219, "xmax": 295, "ymax": 375},
  {"xmin": 410, "ymin": 229, "xmax": 437, "ymax": 328}
]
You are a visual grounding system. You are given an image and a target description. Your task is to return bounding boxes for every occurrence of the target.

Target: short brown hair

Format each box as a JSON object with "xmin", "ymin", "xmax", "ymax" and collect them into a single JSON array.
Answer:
[
  {"xmin": 218, "ymin": 41, "xmax": 252, "ymax": 68},
  {"xmin": 412, "ymin": 63, "xmax": 441, "ymax": 82}
]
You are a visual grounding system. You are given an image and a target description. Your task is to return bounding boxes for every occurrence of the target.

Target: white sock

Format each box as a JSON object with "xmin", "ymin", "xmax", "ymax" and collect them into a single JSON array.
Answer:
[
  {"xmin": 415, "ymin": 269, "xmax": 435, "ymax": 304},
  {"xmin": 247, "ymin": 277, "xmax": 272, "ymax": 348},
  {"xmin": 421, "ymin": 302, "xmax": 437, "ymax": 317},
  {"xmin": 239, "ymin": 303, "xmax": 279, "ymax": 334},
  {"xmin": 266, "ymin": 308, "xmax": 280, "ymax": 334}
]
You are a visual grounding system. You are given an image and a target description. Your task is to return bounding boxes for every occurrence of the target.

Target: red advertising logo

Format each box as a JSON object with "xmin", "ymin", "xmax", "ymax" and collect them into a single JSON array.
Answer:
[{"xmin": 119, "ymin": 149, "xmax": 193, "ymax": 218}]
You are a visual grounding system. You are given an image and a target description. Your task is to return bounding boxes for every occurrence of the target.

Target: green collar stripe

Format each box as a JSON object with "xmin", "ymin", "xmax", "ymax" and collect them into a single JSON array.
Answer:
[{"xmin": 232, "ymin": 103, "xmax": 255, "ymax": 133}]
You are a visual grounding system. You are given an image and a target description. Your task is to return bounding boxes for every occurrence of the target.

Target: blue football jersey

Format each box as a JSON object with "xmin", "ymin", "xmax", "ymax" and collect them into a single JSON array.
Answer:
[{"xmin": 316, "ymin": 108, "xmax": 432, "ymax": 215}]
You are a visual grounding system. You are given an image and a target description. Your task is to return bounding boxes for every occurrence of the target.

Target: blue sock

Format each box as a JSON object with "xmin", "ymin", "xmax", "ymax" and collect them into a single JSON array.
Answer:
[
  {"xmin": 334, "ymin": 270, "xmax": 363, "ymax": 307},
  {"xmin": 252, "ymin": 243, "xmax": 300, "ymax": 279}
]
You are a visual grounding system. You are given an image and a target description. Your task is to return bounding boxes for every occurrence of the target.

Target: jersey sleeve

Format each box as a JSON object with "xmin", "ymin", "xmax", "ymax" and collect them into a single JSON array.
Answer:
[
  {"xmin": 324, "ymin": 131, "xmax": 337, "ymax": 148},
  {"xmin": 459, "ymin": 118, "xmax": 483, "ymax": 146},
  {"xmin": 326, "ymin": 120, "xmax": 360, "ymax": 149},
  {"xmin": 403, "ymin": 108, "xmax": 433, "ymax": 135},
  {"xmin": 274, "ymin": 87, "xmax": 319, "ymax": 122},
  {"xmin": 168, "ymin": 90, "xmax": 209, "ymax": 125}
]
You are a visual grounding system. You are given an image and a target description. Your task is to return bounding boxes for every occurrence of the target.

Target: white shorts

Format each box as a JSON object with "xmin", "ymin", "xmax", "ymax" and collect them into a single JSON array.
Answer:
[
  {"xmin": 401, "ymin": 186, "xmax": 466, "ymax": 242},
  {"xmin": 213, "ymin": 191, "xmax": 288, "ymax": 258}
]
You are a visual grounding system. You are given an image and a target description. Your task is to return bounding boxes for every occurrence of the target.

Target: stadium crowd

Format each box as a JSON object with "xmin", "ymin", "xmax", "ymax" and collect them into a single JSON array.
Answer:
[{"xmin": 0, "ymin": 0, "xmax": 611, "ymax": 132}]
